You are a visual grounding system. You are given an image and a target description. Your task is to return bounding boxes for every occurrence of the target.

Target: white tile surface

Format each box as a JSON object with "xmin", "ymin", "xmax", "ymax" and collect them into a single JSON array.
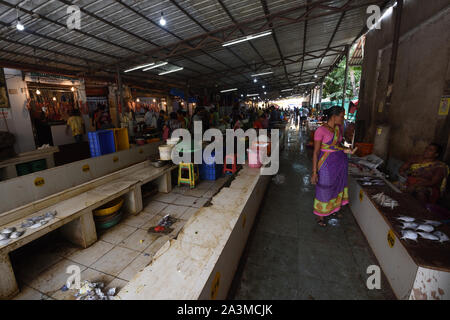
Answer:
[
  {"xmin": 91, "ymin": 246, "xmax": 140, "ymax": 276},
  {"xmin": 66, "ymin": 240, "xmax": 114, "ymax": 267},
  {"xmin": 99, "ymin": 223, "xmax": 137, "ymax": 245},
  {"xmin": 118, "ymin": 229, "xmax": 160, "ymax": 252}
]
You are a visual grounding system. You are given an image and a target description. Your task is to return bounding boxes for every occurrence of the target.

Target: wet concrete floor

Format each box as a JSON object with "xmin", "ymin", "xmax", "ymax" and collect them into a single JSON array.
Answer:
[{"xmin": 229, "ymin": 122, "xmax": 396, "ymax": 300}]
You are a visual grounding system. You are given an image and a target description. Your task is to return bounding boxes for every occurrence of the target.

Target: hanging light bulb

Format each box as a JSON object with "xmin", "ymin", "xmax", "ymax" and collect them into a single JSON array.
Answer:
[
  {"xmin": 136, "ymin": 98, "xmax": 140, "ymax": 103},
  {"xmin": 71, "ymin": 87, "xmax": 75, "ymax": 92},
  {"xmin": 160, "ymin": 12, "xmax": 166, "ymax": 26},
  {"xmin": 36, "ymin": 89, "xmax": 41, "ymax": 95},
  {"xmin": 52, "ymin": 97, "xmax": 56, "ymax": 101},
  {"xmin": 153, "ymin": 99, "xmax": 156, "ymax": 103},
  {"xmin": 15, "ymin": 8, "xmax": 24, "ymax": 31},
  {"xmin": 262, "ymin": 85, "xmax": 265, "ymax": 89},
  {"xmin": 253, "ymin": 78, "xmax": 257, "ymax": 83},
  {"xmin": 16, "ymin": 20, "xmax": 24, "ymax": 31}
]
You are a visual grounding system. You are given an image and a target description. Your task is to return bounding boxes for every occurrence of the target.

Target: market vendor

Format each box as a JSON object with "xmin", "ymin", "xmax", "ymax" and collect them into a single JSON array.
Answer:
[{"xmin": 399, "ymin": 143, "xmax": 449, "ymax": 204}]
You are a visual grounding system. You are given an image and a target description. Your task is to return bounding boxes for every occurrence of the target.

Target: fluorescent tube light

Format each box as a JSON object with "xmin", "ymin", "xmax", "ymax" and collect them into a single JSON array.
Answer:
[
  {"xmin": 222, "ymin": 31, "xmax": 272, "ymax": 47},
  {"xmin": 158, "ymin": 67, "xmax": 184, "ymax": 75},
  {"xmin": 281, "ymin": 88, "xmax": 293, "ymax": 92},
  {"xmin": 124, "ymin": 63, "xmax": 155, "ymax": 73},
  {"xmin": 220, "ymin": 88, "xmax": 238, "ymax": 93},
  {"xmin": 247, "ymin": 93, "xmax": 259, "ymax": 97},
  {"xmin": 251, "ymin": 71, "xmax": 273, "ymax": 77},
  {"xmin": 297, "ymin": 82, "xmax": 315, "ymax": 86},
  {"xmin": 142, "ymin": 62, "xmax": 168, "ymax": 71}
]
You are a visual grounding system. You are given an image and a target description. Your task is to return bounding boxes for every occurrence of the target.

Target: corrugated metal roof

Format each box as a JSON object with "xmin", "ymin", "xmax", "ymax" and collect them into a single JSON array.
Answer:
[{"xmin": 0, "ymin": 0, "xmax": 387, "ymax": 92}]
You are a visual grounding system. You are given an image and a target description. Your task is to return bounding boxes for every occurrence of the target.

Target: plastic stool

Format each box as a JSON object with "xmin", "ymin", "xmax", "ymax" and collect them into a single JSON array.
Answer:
[
  {"xmin": 178, "ymin": 163, "xmax": 200, "ymax": 188},
  {"xmin": 223, "ymin": 154, "xmax": 238, "ymax": 175}
]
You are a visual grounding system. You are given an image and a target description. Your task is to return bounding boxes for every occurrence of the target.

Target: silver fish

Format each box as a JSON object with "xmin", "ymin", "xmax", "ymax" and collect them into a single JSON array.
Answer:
[
  {"xmin": 400, "ymin": 222, "xmax": 418, "ymax": 230},
  {"xmin": 0, "ymin": 233, "xmax": 9, "ymax": 240},
  {"xmin": 433, "ymin": 231, "xmax": 450, "ymax": 243},
  {"xmin": 29, "ymin": 222, "xmax": 42, "ymax": 229},
  {"xmin": 45, "ymin": 211, "xmax": 57, "ymax": 218},
  {"xmin": 10, "ymin": 231, "xmax": 25, "ymax": 239},
  {"xmin": 417, "ymin": 232, "xmax": 440, "ymax": 241},
  {"xmin": 422, "ymin": 220, "xmax": 442, "ymax": 227},
  {"xmin": 401, "ymin": 230, "xmax": 418, "ymax": 241},
  {"xmin": 397, "ymin": 216, "xmax": 415, "ymax": 222},
  {"xmin": 416, "ymin": 224, "xmax": 434, "ymax": 233},
  {"xmin": 0, "ymin": 238, "xmax": 11, "ymax": 246},
  {"xmin": 21, "ymin": 221, "xmax": 34, "ymax": 228},
  {"xmin": 1, "ymin": 227, "xmax": 16, "ymax": 234}
]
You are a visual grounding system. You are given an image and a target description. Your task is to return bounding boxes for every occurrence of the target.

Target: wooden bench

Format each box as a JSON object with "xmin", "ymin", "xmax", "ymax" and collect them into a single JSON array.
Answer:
[{"xmin": 0, "ymin": 160, "xmax": 176, "ymax": 299}]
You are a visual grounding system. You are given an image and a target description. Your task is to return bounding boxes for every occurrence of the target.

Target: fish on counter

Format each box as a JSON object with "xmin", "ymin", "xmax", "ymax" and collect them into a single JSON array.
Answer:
[
  {"xmin": 401, "ymin": 230, "xmax": 418, "ymax": 242},
  {"xmin": 396, "ymin": 216, "xmax": 415, "ymax": 222},
  {"xmin": 400, "ymin": 222, "xmax": 419, "ymax": 230},
  {"xmin": 422, "ymin": 220, "xmax": 442, "ymax": 227},
  {"xmin": 416, "ymin": 224, "xmax": 435, "ymax": 233},
  {"xmin": 433, "ymin": 231, "xmax": 450, "ymax": 243},
  {"xmin": 417, "ymin": 232, "xmax": 440, "ymax": 241}
]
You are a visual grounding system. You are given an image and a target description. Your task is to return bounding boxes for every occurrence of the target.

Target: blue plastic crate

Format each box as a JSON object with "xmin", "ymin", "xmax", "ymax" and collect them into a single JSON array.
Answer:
[{"xmin": 88, "ymin": 130, "xmax": 116, "ymax": 157}]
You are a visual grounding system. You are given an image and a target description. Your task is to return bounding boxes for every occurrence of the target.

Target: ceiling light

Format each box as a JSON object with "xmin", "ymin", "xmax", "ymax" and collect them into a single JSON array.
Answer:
[
  {"xmin": 222, "ymin": 31, "xmax": 272, "ymax": 47},
  {"xmin": 142, "ymin": 62, "xmax": 168, "ymax": 71},
  {"xmin": 16, "ymin": 20, "xmax": 24, "ymax": 31},
  {"xmin": 36, "ymin": 89, "xmax": 41, "ymax": 95},
  {"xmin": 298, "ymin": 82, "xmax": 315, "ymax": 86},
  {"xmin": 264, "ymin": 92, "xmax": 267, "ymax": 95},
  {"xmin": 247, "ymin": 93, "xmax": 259, "ymax": 97},
  {"xmin": 136, "ymin": 98, "xmax": 140, "ymax": 102},
  {"xmin": 158, "ymin": 67, "xmax": 183, "ymax": 75},
  {"xmin": 71, "ymin": 87, "xmax": 75, "ymax": 92},
  {"xmin": 253, "ymin": 78, "xmax": 257, "ymax": 83},
  {"xmin": 281, "ymin": 88, "xmax": 293, "ymax": 92},
  {"xmin": 52, "ymin": 97, "xmax": 56, "ymax": 101},
  {"xmin": 160, "ymin": 12, "xmax": 166, "ymax": 26},
  {"xmin": 251, "ymin": 71, "xmax": 273, "ymax": 77},
  {"xmin": 262, "ymin": 85, "xmax": 265, "ymax": 89},
  {"xmin": 220, "ymin": 88, "xmax": 238, "ymax": 93},
  {"xmin": 314, "ymin": 75, "xmax": 318, "ymax": 78},
  {"xmin": 125, "ymin": 63, "xmax": 155, "ymax": 73},
  {"xmin": 153, "ymin": 99, "xmax": 156, "ymax": 102},
  {"xmin": 240, "ymin": 94, "xmax": 243, "ymax": 97}
]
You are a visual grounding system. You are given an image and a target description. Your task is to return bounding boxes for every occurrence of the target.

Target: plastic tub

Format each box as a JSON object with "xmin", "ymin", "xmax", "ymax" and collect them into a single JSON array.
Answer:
[
  {"xmin": 159, "ymin": 145, "xmax": 173, "ymax": 160},
  {"xmin": 94, "ymin": 198, "xmax": 124, "ymax": 217}
]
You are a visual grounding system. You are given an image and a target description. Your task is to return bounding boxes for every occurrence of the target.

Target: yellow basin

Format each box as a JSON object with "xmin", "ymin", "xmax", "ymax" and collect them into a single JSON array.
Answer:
[{"xmin": 94, "ymin": 198, "xmax": 124, "ymax": 217}]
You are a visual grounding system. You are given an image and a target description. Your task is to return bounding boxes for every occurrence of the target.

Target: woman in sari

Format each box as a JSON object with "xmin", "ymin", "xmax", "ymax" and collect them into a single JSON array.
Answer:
[
  {"xmin": 311, "ymin": 107, "xmax": 354, "ymax": 227},
  {"xmin": 399, "ymin": 143, "xmax": 449, "ymax": 205}
]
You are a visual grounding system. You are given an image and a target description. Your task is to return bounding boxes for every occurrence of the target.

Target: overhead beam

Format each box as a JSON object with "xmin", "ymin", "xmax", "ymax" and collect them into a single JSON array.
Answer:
[{"xmin": 95, "ymin": 0, "xmax": 386, "ymax": 72}]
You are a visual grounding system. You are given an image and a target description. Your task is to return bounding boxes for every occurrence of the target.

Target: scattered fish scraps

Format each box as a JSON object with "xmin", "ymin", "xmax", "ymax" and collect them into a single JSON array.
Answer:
[
  {"xmin": 74, "ymin": 281, "xmax": 116, "ymax": 300},
  {"xmin": 401, "ymin": 230, "xmax": 418, "ymax": 242},
  {"xmin": 416, "ymin": 224, "xmax": 434, "ymax": 233},
  {"xmin": 417, "ymin": 232, "xmax": 440, "ymax": 241},
  {"xmin": 372, "ymin": 193, "xmax": 398, "ymax": 209},
  {"xmin": 396, "ymin": 216, "xmax": 415, "ymax": 222},
  {"xmin": 433, "ymin": 231, "xmax": 449, "ymax": 243}
]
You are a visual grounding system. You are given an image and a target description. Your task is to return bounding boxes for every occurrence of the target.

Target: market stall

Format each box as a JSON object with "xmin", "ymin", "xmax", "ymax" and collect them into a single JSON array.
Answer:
[{"xmin": 348, "ymin": 157, "xmax": 450, "ymax": 300}]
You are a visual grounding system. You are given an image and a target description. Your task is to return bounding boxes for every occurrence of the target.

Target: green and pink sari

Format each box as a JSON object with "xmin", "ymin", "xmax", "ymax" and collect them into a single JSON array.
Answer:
[{"xmin": 313, "ymin": 125, "xmax": 349, "ymax": 216}]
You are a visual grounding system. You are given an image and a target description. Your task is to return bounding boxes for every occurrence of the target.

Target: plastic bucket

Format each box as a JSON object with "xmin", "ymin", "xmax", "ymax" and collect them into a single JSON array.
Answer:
[{"xmin": 159, "ymin": 145, "xmax": 173, "ymax": 160}]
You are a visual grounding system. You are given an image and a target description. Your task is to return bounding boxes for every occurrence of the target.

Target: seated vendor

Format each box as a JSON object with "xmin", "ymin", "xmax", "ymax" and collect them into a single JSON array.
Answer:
[{"xmin": 399, "ymin": 143, "xmax": 449, "ymax": 204}]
